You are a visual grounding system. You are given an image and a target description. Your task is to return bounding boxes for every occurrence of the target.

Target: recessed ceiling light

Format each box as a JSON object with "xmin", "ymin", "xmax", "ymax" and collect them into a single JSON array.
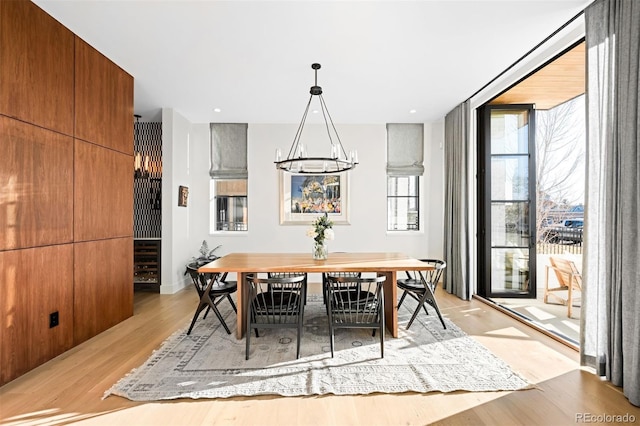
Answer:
[
  {"xmin": 213, "ymin": 108, "xmax": 221, "ymax": 113},
  {"xmin": 409, "ymin": 109, "xmax": 417, "ymax": 114},
  {"xmin": 312, "ymin": 109, "xmax": 319, "ymax": 114}
]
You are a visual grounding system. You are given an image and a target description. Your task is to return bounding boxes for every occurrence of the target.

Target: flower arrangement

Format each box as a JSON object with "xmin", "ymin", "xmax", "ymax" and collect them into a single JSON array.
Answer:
[{"xmin": 306, "ymin": 213, "xmax": 334, "ymax": 259}]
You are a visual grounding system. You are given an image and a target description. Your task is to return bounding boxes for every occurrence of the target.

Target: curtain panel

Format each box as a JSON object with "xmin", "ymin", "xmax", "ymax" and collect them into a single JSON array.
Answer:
[
  {"xmin": 583, "ymin": 0, "xmax": 640, "ymax": 407},
  {"xmin": 443, "ymin": 101, "xmax": 471, "ymax": 300},
  {"xmin": 386, "ymin": 123, "xmax": 425, "ymax": 176},
  {"xmin": 209, "ymin": 123, "xmax": 248, "ymax": 179}
]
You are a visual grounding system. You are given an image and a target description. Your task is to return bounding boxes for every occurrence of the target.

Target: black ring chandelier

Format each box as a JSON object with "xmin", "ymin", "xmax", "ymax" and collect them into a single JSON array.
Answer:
[{"xmin": 274, "ymin": 63, "xmax": 358, "ymax": 174}]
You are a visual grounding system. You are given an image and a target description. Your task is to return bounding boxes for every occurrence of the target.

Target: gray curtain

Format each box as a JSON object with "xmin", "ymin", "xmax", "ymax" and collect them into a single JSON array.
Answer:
[
  {"xmin": 583, "ymin": 0, "xmax": 639, "ymax": 407},
  {"xmin": 443, "ymin": 101, "xmax": 471, "ymax": 300},
  {"xmin": 210, "ymin": 123, "xmax": 248, "ymax": 179},
  {"xmin": 386, "ymin": 123, "xmax": 425, "ymax": 176}
]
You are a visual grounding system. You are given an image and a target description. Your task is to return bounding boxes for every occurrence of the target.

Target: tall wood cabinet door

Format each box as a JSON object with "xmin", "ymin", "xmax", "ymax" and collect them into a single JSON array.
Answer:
[
  {"xmin": 74, "ymin": 140, "xmax": 134, "ymax": 242},
  {"xmin": 73, "ymin": 238, "xmax": 134, "ymax": 345},
  {"xmin": 0, "ymin": 244, "xmax": 74, "ymax": 386},
  {"xmin": 75, "ymin": 38, "xmax": 134, "ymax": 154},
  {"xmin": 0, "ymin": 0, "xmax": 74, "ymax": 135},
  {"xmin": 0, "ymin": 117, "xmax": 74, "ymax": 251}
]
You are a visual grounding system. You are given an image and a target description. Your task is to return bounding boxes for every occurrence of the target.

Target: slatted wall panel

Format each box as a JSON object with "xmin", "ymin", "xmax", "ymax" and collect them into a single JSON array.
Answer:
[{"xmin": 134, "ymin": 121, "xmax": 162, "ymax": 238}]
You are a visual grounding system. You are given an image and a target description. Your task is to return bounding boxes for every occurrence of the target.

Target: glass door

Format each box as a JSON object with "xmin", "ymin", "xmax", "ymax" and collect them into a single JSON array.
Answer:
[{"xmin": 478, "ymin": 105, "xmax": 536, "ymax": 298}]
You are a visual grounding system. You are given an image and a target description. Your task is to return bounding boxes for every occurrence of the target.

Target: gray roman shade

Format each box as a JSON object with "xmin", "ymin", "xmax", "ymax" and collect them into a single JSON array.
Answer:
[
  {"xmin": 209, "ymin": 123, "xmax": 248, "ymax": 179},
  {"xmin": 386, "ymin": 123, "xmax": 424, "ymax": 176}
]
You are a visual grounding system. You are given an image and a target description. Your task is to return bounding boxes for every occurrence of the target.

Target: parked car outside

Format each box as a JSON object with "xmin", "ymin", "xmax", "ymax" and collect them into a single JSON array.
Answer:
[{"xmin": 541, "ymin": 218, "xmax": 584, "ymax": 244}]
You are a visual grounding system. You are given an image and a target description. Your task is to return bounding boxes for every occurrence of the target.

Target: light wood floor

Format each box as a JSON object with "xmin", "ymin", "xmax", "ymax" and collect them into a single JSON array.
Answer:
[{"xmin": 1, "ymin": 285, "xmax": 637, "ymax": 426}]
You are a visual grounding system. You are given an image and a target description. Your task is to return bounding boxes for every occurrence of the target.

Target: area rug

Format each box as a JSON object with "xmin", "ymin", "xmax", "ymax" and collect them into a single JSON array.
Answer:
[{"xmin": 104, "ymin": 296, "xmax": 531, "ymax": 401}]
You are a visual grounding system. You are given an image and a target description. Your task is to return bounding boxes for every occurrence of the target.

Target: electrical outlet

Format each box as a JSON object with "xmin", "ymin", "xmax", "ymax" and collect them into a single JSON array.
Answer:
[{"xmin": 49, "ymin": 311, "xmax": 59, "ymax": 328}]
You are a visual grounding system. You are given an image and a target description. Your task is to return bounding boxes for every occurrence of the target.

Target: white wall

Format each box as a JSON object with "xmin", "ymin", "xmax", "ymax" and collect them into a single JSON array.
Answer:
[
  {"xmin": 161, "ymin": 113, "xmax": 446, "ymax": 293},
  {"xmin": 160, "ymin": 108, "xmax": 198, "ymax": 294}
]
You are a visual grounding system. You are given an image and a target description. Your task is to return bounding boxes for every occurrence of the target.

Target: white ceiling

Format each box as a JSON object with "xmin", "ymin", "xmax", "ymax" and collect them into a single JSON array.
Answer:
[{"xmin": 33, "ymin": 0, "xmax": 591, "ymax": 124}]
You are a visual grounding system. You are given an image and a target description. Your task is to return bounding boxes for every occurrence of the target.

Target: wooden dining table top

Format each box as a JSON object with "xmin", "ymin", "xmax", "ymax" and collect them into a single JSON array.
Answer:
[{"xmin": 198, "ymin": 252, "xmax": 434, "ymax": 273}]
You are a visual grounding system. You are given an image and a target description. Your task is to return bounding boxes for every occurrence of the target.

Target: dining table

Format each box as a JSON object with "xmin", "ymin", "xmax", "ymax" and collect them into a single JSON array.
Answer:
[{"xmin": 198, "ymin": 252, "xmax": 435, "ymax": 339}]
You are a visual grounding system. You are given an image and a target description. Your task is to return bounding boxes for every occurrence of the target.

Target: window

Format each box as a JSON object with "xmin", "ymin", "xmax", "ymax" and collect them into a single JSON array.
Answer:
[
  {"xmin": 210, "ymin": 179, "xmax": 248, "ymax": 232},
  {"xmin": 387, "ymin": 176, "xmax": 419, "ymax": 231},
  {"xmin": 209, "ymin": 123, "xmax": 248, "ymax": 233}
]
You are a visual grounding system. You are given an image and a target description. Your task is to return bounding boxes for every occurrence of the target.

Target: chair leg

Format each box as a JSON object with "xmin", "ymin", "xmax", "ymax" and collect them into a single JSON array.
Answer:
[
  {"xmin": 328, "ymin": 311, "xmax": 335, "ymax": 358},
  {"xmin": 187, "ymin": 302, "xmax": 208, "ymax": 335},
  {"xmin": 202, "ymin": 306, "xmax": 211, "ymax": 320},
  {"xmin": 416, "ymin": 287, "xmax": 447, "ymax": 330},
  {"xmin": 379, "ymin": 300, "xmax": 385, "ymax": 358},
  {"xmin": 226, "ymin": 294, "xmax": 237, "ymax": 312},
  {"xmin": 406, "ymin": 299, "xmax": 422, "ymax": 330},
  {"xmin": 398, "ymin": 290, "xmax": 408, "ymax": 309},
  {"xmin": 246, "ymin": 304, "xmax": 252, "ymax": 360},
  {"xmin": 209, "ymin": 300, "xmax": 232, "ymax": 335}
]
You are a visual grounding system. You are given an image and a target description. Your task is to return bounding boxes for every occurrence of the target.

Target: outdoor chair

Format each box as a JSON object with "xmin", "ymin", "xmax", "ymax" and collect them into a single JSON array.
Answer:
[
  {"xmin": 544, "ymin": 256, "xmax": 582, "ymax": 318},
  {"xmin": 325, "ymin": 275, "xmax": 386, "ymax": 358},
  {"xmin": 397, "ymin": 259, "xmax": 447, "ymax": 330},
  {"xmin": 246, "ymin": 273, "xmax": 307, "ymax": 360},
  {"xmin": 185, "ymin": 262, "xmax": 237, "ymax": 335}
]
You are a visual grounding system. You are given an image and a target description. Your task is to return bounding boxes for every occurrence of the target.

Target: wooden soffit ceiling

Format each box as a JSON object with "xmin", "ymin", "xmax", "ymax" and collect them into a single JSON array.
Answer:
[{"xmin": 490, "ymin": 41, "xmax": 585, "ymax": 110}]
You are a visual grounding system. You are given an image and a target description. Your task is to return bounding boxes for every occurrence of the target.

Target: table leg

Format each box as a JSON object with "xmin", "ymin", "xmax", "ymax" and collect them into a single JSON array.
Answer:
[
  {"xmin": 380, "ymin": 271, "xmax": 398, "ymax": 338},
  {"xmin": 236, "ymin": 271, "xmax": 249, "ymax": 339}
]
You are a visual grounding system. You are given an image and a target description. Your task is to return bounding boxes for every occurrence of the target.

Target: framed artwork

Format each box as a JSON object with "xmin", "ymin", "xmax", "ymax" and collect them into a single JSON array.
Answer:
[
  {"xmin": 279, "ymin": 171, "xmax": 349, "ymax": 225},
  {"xmin": 178, "ymin": 185, "xmax": 189, "ymax": 207}
]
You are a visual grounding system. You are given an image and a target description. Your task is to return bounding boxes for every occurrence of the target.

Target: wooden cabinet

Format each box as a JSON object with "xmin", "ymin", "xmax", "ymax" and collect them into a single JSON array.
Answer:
[{"xmin": 134, "ymin": 240, "xmax": 161, "ymax": 292}]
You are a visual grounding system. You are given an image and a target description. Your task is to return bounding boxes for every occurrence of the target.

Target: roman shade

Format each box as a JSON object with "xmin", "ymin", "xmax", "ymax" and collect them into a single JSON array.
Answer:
[
  {"xmin": 386, "ymin": 123, "xmax": 424, "ymax": 176},
  {"xmin": 209, "ymin": 123, "xmax": 248, "ymax": 179}
]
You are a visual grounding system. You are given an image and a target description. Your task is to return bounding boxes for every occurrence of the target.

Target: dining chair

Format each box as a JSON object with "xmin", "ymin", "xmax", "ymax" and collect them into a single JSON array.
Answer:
[
  {"xmin": 397, "ymin": 259, "xmax": 447, "ymax": 330},
  {"xmin": 321, "ymin": 271, "xmax": 362, "ymax": 308},
  {"xmin": 245, "ymin": 273, "xmax": 307, "ymax": 360},
  {"xmin": 185, "ymin": 262, "xmax": 237, "ymax": 335},
  {"xmin": 267, "ymin": 272, "xmax": 308, "ymax": 304},
  {"xmin": 325, "ymin": 274, "xmax": 386, "ymax": 358}
]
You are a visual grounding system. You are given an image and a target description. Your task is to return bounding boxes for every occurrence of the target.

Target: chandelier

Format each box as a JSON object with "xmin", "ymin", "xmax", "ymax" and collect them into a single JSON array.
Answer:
[{"xmin": 274, "ymin": 63, "xmax": 358, "ymax": 174}]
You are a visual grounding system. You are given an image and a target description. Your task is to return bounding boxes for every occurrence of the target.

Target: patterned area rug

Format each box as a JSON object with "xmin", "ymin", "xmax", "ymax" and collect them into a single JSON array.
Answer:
[{"xmin": 104, "ymin": 296, "xmax": 531, "ymax": 400}]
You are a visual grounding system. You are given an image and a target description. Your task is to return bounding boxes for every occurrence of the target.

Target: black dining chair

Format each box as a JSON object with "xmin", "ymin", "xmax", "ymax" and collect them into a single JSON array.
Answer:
[
  {"xmin": 245, "ymin": 273, "xmax": 307, "ymax": 360},
  {"xmin": 321, "ymin": 271, "xmax": 362, "ymax": 308},
  {"xmin": 397, "ymin": 259, "xmax": 447, "ymax": 330},
  {"xmin": 325, "ymin": 274, "xmax": 386, "ymax": 358},
  {"xmin": 267, "ymin": 272, "xmax": 308, "ymax": 304},
  {"xmin": 185, "ymin": 262, "xmax": 237, "ymax": 335}
]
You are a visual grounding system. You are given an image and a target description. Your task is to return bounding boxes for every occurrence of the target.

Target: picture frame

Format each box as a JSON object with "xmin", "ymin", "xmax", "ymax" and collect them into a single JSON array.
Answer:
[
  {"xmin": 279, "ymin": 171, "xmax": 349, "ymax": 225},
  {"xmin": 178, "ymin": 185, "xmax": 189, "ymax": 207}
]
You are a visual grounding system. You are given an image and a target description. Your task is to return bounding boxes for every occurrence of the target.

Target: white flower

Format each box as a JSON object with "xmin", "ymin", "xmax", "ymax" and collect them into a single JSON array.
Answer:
[
  {"xmin": 324, "ymin": 228, "xmax": 335, "ymax": 240},
  {"xmin": 306, "ymin": 227, "xmax": 318, "ymax": 239}
]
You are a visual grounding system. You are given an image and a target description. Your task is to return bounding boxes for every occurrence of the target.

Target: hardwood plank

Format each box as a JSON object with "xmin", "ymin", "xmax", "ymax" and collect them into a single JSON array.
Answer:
[{"xmin": 1, "ymin": 287, "xmax": 637, "ymax": 425}]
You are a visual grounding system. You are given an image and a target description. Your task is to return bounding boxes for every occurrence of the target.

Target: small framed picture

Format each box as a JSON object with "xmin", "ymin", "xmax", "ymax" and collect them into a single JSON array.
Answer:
[{"xmin": 178, "ymin": 185, "xmax": 189, "ymax": 207}]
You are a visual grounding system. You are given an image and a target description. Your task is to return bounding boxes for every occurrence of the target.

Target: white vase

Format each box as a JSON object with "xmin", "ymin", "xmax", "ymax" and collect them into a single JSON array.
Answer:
[{"xmin": 312, "ymin": 241, "xmax": 328, "ymax": 260}]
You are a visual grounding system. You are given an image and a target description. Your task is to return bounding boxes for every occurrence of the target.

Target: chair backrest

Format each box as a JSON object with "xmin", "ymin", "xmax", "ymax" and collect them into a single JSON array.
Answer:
[
  {"xmin": 326, "ymin": 275, "xmax": 385, "ymax": 323},
  {"xmin": 549, "ymin": 257, "xmax": 582, "ymax": 289},
  {"xmin": 267, "ymin": 271, "xmax": 307, "ymax": 281},
  {"xmin": 246, "ymin": 274, "xmax": 306, "ymax": 323},
  {"xmin": 405, "ymin": 259, "xmax": 446, "ymax": 290},
  {"xmin": 185, "ymin": 263, "xmax": 219, "ymax": 292}
]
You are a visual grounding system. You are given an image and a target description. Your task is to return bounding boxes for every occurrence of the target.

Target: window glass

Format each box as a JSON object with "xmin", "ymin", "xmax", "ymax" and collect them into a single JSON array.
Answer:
[
  {"xmin": 387, "ymin": 176, "xmax": 419, "ymax": 231},
  {"xmin": 210, "ymin": 179, "xmax": 248, "ymax": 232}
]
